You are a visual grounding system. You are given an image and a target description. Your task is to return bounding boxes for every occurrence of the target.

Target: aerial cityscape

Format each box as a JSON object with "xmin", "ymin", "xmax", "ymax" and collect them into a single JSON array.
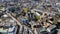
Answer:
[{"xmin": 0, "ymin": 0, "xmax": 60, "ymax": 34}]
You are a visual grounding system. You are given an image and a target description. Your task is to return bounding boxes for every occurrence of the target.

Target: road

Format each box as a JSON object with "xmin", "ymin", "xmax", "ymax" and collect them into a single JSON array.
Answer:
[{"xmin": 6, "ymin": 13, "xmax": 38, "ymax": 34}]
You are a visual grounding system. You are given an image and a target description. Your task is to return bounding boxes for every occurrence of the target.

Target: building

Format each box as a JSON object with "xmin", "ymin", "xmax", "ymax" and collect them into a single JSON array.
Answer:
[
  {"xmin": 47, "ymin": 25, "xmax": 56, "ymax": 33},
  {"xmin": 19, "ymin": 25, "xmax": 34, "ymax": 34},
  {"xmin": 0, "ymin": 26, "xmax": 18, "ymax": 34}
]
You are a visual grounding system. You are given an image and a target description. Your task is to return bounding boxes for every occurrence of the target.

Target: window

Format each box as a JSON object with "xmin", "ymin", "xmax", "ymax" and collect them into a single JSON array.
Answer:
[
  {"xmin": 58, "ymin": 0, "xmax": 60, "ymax": 1},
  {"xmin": 50, "ymin": 18, "xmax": 54, "ymax": 21}
]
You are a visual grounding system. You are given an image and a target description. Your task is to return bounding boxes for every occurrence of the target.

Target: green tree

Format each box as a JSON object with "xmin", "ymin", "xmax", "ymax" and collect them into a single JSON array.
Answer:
[
  {"xmin": 8, "ymin": 7, "xmax": 15, "ymax": 12},
  {"xmin": 34, "ymin": 15, "xmax": 40, "ymax": 21}
]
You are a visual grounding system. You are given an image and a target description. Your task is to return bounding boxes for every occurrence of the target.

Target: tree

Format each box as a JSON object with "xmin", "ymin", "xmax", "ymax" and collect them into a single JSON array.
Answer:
[
  {"xmin": 34, "ymin": 15, "xmax": 40, "ymax": 21},
  {"xmin": 8, "ymin": 7, "xmax": 15, "ymax": 12}
]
